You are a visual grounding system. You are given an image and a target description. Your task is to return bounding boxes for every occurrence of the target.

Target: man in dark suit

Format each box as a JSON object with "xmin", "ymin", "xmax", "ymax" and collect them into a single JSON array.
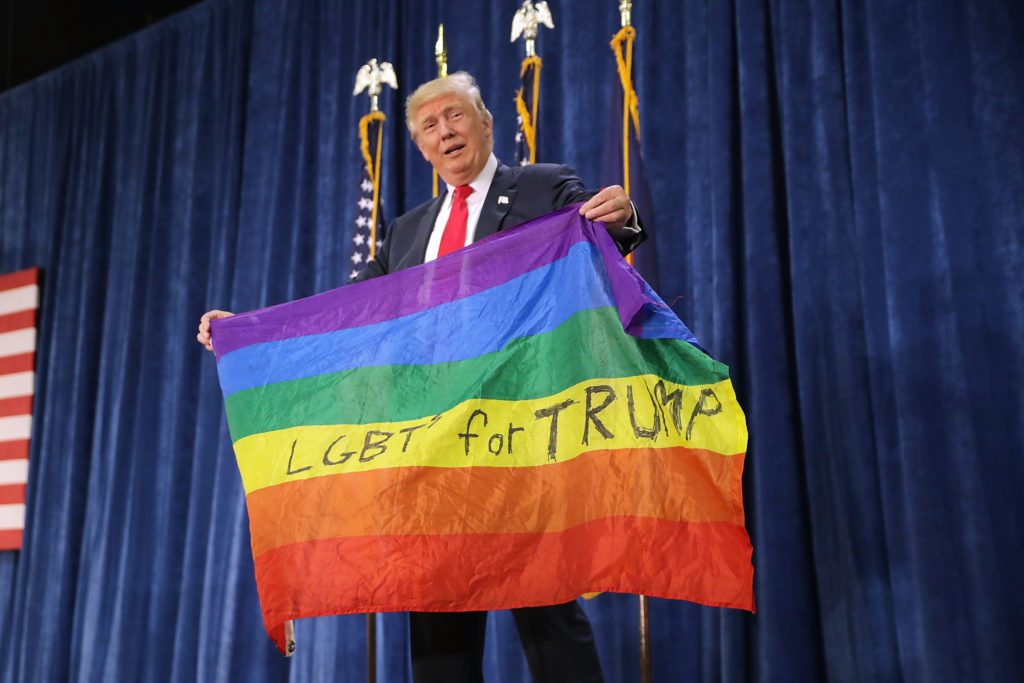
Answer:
[
  {"xmin": 352, "ymin": 71, "xmax": 644, "ymax": 282},
  {"xmin": 198, "ymin": 71, "xmax": 645, "ymax": 683},
  {"xmin": 363, "ymin": 71, "xmax": 643, "ymax": 683}
]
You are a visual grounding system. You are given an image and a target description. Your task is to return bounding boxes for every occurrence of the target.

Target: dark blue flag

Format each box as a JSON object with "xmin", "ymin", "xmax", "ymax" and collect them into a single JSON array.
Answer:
[
  {"xmin": 602, "ymin": 27, "xmax": 659, "ymax": 291},
  {"xmin": 515, "ymin": 56, "xmax": 542, "ymax": 165}
]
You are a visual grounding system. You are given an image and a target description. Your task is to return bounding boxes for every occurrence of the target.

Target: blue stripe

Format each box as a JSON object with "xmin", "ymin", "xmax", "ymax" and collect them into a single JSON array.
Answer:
[
  {"xmin": 217, "ymin": 242, "xmax": 615, "ymax": 396},
  {"xmin": 634, "ymin": 281, "xmax": 704, "ymax": 348}
]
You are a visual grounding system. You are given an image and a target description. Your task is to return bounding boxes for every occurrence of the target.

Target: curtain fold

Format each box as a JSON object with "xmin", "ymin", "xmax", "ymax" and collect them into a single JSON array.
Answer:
[{"xmin": 0, "ymin": 0, "xmax": 1021, "ymax": 680}]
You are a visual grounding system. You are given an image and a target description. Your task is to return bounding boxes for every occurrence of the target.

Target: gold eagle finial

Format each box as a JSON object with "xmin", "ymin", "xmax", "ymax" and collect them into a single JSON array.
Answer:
[
  {"xmin": 510, "ymin": 1, "xmax": 555, "ymax": 58},
  {"xmin": 353, "ymin": 58, "xmax": 398, "ymax": 113}
]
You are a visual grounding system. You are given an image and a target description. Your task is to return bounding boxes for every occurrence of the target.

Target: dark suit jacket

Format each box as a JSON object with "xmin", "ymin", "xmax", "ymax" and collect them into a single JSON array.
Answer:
[{"xmin": 353, "ymin": 162, "xmax": 645, "ymax": 281}]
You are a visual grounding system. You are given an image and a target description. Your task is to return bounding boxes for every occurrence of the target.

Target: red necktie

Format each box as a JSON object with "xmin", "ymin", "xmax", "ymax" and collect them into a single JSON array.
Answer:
[{"xmin": 438, "ymin": 185, "xmax": 474, "ymax": 257}]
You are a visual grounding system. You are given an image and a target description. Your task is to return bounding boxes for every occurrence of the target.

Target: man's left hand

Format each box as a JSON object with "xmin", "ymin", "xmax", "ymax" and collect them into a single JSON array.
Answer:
[{"xmin": 579, "ymin": 185, "xmax": 633, "ymax": 230}]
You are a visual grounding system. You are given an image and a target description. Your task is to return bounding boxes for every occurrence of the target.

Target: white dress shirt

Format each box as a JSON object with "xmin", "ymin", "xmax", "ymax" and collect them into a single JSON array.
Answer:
[
  {"xmin": 423, "ymin": 153, "xmax": 639, "ymax": 263},
  {"xmin": 423, "ymin": 154, "xmax": 499, "ymax": 262}
]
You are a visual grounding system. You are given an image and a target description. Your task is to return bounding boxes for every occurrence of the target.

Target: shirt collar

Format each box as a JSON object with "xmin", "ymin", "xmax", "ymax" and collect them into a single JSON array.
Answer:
[{"xmin": 445, "ymin": 154, "xmax": 498, "ymax": 201}]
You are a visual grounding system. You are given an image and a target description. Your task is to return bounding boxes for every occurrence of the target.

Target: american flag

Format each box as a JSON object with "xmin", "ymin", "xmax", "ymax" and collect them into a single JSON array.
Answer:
[
  {"xmin": 349, "ymin": 112, "xmax": 386, "ymax": 281},
  {"xmin": 0, "ymin": 267, "xmax": 40, "ymax": 551},
  {"xmin": 350, "ymin": 173, "xmax": 383, "ymax": 280}
]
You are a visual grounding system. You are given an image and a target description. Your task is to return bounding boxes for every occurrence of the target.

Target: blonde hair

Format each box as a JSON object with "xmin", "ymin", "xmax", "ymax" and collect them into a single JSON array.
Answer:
[{"xmin": 406, "ymin": 71, "xmax": 493, "ymax": 139}]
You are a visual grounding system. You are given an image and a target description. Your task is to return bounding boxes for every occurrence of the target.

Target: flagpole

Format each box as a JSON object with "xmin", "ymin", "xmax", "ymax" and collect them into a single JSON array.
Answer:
[
  {"xmin": 433, "ymin": 24, "xmax": 447, "ymax": 197},
  {"xmin": 353, "ymin": 57, "xmax": 398, "ymax": 682},
  {"xmin": 366, "ymin": 615, "xmax": 377, "ymax": 683},
  {"xmin": 639, "ymin": 591, "xmax": 651, "ymax": 683},
  {"xmin": 613, "ymin": 5, "xmax": 653, "ymax": 677}
]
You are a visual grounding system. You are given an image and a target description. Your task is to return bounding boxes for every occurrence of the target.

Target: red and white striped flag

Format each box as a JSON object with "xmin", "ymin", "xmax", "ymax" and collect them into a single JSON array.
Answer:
[{"xmin": 0, "ymin": 267, "xmax": 39, "ymax": 551}]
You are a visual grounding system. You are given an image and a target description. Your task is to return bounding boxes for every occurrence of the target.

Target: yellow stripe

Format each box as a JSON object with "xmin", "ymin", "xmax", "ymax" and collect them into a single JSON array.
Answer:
[{"xmin": 233, "ymin": 375, "xmax": 746, "ymax": 494}]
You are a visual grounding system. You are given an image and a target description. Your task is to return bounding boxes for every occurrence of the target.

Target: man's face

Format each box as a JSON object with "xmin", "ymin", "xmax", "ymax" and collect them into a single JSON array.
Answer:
[{"xmin": 413, "ymin": 92, "xmax": 493, "ymax": 187}]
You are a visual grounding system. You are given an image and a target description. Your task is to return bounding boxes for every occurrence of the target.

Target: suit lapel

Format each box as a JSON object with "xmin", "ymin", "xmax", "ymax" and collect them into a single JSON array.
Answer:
[
  {"xmin": 476, "ymin": 164, "xmax": 517, "ymax": 241},
  {"xmin": 409, "ymin": 192, "xmax": 447, "ymax": 266}
]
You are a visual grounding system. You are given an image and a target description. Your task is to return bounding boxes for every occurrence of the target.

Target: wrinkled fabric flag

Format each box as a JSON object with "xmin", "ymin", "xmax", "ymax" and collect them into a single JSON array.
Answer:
[{"xmin": 212, "ymin": 207, "xmax": 754, "ymax": 653}]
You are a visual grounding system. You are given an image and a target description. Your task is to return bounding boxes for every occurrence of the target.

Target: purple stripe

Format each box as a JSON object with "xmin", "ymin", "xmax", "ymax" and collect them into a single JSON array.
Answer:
[
  {"xmin": 211, "ymin": 207, "xmax": 593, "ymax": 361},
  {"xmin": 590, "ymin": 219, "xmax": 650, "ymax": 335},
  {"xmin": 587, "ymin": 218, "xmax": 702, "ymax": 347}
]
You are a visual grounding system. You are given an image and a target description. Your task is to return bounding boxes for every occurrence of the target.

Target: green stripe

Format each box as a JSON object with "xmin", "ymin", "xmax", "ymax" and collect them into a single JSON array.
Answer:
[{"xmin": 224, "ymin": 306, "xmax": 727, "ymax": 442}]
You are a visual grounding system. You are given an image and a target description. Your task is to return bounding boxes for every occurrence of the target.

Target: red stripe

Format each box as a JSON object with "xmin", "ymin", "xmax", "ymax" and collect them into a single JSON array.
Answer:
[
  {"xmin": 0, "ymin": 353, "xmax": 34, "ymax": 375},
  {"xmin": 0, "ymin": 529, "xmax": 23, "ymax": 551},
  {"xmin": 0, "ymin": 268, "xmax": 38, "ymax": 291},
  {"xmin": 252, "ymin": 516, "xmax": 754, "ymax": 650},
  {"xmin": 0, "ymin": 484, "xmax": 25, "ymax": 505},
  {"xmin": 0, "ymin": 441, "xmax": 29, "ymax": 461},
  {"xmin": 0, "ymin": 309, "xmax": 37, "ymax": 333},
  {"xmin": 0, "ymin": 396, "xmax": 33, "ymax": 418}
]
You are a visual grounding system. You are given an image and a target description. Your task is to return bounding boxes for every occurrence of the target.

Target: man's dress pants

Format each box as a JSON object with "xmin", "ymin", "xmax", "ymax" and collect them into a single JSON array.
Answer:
[{"xmin": 409, "ymin": 600, "xmax": 604, "ymax": 682}]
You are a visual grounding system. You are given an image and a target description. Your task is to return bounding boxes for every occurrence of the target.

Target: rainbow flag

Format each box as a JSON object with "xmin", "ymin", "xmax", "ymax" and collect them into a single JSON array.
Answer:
[{"xmin": 212, "ymin": 207, "xmax": 754, "ymax": 653}]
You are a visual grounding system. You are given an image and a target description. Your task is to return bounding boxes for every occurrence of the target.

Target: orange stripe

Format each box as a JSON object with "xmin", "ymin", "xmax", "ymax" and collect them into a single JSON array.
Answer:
[
  {"xmin": 0, "ymin": 529, "xmax": 22, "ymax": 550},
  {"xmin": 252, "ymin": 516, "xmax": 754, "ymax": 633},
  {"xmin": 0, "ymin": 396, "xmax": 33, "ymax": 418},
  {"xmin": 0, "ymin": 484, "xmax": 25, "ymax": 505},
  {"xmin": 0, "ymin": 440, "xmax": 29, "ymax": 461},
  {"xmin": 0, "ymin": 309, "xmax": 36, "ymax": 334},
  {"xmin": 0, "ymin": 268, "xmax": 38, "ymax": 290},
  {"xmin": 0, "ymin": 353, "xmax": 34, "ymax": 375},
  {"xmin": 246, "ymin": 446, "xmax": 745, "ymax": 556}
]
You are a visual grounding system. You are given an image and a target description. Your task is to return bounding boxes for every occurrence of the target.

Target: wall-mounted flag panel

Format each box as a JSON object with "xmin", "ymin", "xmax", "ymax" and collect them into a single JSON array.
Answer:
[{"xmin": 0, "ymin": 267, "xmax": 40, "ymax": 551}]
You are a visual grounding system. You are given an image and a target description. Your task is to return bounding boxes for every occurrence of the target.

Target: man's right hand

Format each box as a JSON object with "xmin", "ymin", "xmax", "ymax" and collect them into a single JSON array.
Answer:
[{"xmin": 197, "ymin": 309, "xmax": 234, "ymax": 351}]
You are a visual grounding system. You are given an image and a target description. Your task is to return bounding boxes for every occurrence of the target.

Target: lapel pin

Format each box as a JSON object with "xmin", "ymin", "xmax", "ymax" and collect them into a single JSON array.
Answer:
[{"xmin": 497, "ymin": 196, "xmax": 509, "ymax": 205}]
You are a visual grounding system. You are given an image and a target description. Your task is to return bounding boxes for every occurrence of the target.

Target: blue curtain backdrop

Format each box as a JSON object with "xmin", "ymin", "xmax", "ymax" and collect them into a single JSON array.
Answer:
[{"xmin": 1, "ymin": 0, "xmax": 1022, "ymax": 680}]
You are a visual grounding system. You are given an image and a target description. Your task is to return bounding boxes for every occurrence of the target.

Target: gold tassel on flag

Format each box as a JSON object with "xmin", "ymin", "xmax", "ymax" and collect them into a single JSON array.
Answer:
[
  {"xmin": 611, "ymin": 22, "xmax": 640, "ymax": 269},
  {"xmin": 611, "ymin": 24, "xmax": 640, "ymax": 197},
  {"xmin": 514, "ymin": 56, "xmax": 542, "ymax": 165},
  {"xmin": 358, "ymin": 109, "xmax": 386, "ymax": 260}
]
